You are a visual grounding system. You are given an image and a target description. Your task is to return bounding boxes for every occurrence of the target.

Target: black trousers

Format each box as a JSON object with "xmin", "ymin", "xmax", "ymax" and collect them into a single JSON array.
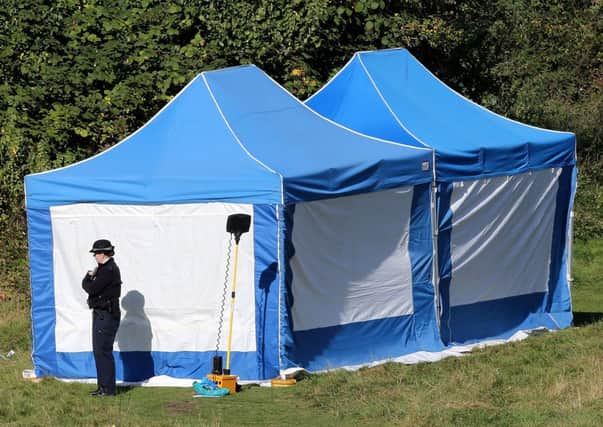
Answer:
[{"xmin": 92, "ymin": 309, "xmax": 120, "ymax": 393}]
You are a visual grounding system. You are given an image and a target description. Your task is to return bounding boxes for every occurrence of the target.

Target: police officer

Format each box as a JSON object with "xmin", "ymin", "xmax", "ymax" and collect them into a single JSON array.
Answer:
[{"xmin": 82, "ymin": 239, "xmax": 122, "ymax": 397}]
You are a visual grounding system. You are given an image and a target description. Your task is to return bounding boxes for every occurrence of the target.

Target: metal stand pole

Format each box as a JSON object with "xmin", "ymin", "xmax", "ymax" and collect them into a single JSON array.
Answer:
[{"xmin": 223, "ymin": 239, "xmax": 240, "ymax": 375}]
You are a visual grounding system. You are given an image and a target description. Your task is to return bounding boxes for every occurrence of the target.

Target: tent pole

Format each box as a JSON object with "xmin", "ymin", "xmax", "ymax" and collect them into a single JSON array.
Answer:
[
  {"xmin": 431, "ymin": 181, "xmax": 441, "ymax": 327},
  {"xmin": 430, "ymin": 151, "xmax": 441, "ymax": 328},
  {"xmin": 567, "ymin": 210, "xmax": 574, "ymax": 287}
]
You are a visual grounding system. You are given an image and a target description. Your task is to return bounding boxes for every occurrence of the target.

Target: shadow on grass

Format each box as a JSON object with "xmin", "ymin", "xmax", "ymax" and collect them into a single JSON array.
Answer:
[
  {"xmin": 116, "ymin": 385, "xmax": 136, "ymax": 395},
  {"xmin": 572, "ymin": 311, "xmax": 603, "ymax": 327}
]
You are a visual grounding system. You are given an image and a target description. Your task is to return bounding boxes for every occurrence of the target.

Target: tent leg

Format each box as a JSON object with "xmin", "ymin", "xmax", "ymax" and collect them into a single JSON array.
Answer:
[
  {"xmin": 431, "ymin": 180, "xmax": 441, "ymax": 328},
  {"xmin": 567, "ymin": 210, "xmax": 574, "ymax": 287}
]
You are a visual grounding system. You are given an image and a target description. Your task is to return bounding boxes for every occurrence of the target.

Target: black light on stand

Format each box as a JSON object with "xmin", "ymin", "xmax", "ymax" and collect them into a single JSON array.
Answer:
[{"xmin": 208, "ymin": 213, "xmax": 251, "ymax": 394}]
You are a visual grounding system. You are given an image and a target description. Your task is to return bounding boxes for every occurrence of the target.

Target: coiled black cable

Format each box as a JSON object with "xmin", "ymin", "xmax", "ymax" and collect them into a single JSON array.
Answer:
[{"xmin": 215, "ymin": 235, "xmax": 233, "ymax": 355}]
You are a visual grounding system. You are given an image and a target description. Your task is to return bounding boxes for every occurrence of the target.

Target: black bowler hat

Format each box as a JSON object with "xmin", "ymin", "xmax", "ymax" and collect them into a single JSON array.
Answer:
[{"xmin": 89, "ymin": 239, "xmax": 115, "ymax": 253}]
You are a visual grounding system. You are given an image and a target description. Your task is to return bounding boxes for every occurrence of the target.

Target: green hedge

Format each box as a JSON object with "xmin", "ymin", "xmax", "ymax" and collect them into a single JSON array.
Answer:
[{"xmin": 1, "ymin": 1, "xmax": 600, "ymax": 288}]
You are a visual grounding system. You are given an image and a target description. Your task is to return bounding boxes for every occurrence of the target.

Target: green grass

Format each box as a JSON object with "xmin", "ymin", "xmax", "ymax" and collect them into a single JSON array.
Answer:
[
  {"xmin": 572, "ymin": 239, "xmax": 603, "ymax": 315},
  {"xmin": 1, "ymin": 239, "xmax": 602, "ymax": 426}
]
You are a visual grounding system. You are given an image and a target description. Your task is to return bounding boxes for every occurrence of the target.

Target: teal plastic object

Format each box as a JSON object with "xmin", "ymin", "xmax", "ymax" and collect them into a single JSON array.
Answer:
[{"xmin": 192, "ymin": 378, "xmax": 230, "ymax": 397}]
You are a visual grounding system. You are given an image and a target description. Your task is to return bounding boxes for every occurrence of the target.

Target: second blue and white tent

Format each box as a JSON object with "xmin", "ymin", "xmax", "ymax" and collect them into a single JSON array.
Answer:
[{"xmin": 307, "ymin": 48, "xmax": 576, "ymax": 345}]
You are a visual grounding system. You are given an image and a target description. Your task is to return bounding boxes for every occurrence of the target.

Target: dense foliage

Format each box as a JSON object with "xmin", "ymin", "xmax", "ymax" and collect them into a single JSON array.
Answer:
[{"xmin": 0, "ymin": 0, "xmax": 601, "ymax": 288}]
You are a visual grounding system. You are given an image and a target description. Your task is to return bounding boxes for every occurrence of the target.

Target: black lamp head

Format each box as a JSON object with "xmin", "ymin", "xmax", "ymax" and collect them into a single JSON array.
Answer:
[{"xmin": 226, "ymin": 214, "xmax": 251, "ymax": 243}]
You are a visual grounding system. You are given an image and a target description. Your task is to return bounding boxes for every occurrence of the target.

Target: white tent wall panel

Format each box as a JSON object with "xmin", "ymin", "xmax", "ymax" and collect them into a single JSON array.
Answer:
[
  {"xmin": 289, "ymin": 187, "xmax": 415, "ymax": 331},
  {"xmin": 50, "ymin": 203, "xmax": 256, "ymax": 353},
  {"xmin": 448, "ymin": 168, "xmax": 561, "ymax": 306}
]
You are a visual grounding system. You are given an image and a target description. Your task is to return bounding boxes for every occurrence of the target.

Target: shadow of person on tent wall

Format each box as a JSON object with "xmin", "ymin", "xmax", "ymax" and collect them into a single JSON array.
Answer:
[
  {"xmin": 116, "ymin": 290, "xmax": 154, "ymax": 382},
  {"xmin": 257, "ymin": 262, "xmax": 278, "ymax": 379}
]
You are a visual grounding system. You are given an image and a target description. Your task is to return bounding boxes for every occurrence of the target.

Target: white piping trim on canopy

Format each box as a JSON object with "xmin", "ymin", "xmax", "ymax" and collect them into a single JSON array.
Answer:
[
  {"xmin": 261, "ymin": 66, "xmax": 432, "ymax": 153},
  {"xmin": 356, "ymin": 53, "xmax": 431, "ymax": 149},
  {"xmin": 304, "ymin": 46, "xmax": 407, "ymax": 104},
  {"xmin": 201, "ymin": 73, "xmax": 285, "ymax": 205},
  {"xmin": 27, "ymin": 74, "xmax": 204, "ymax": 177},
  {"xmin": 406, "ymin": 48, "xmax": 573, "ymax": 135},
  {"xmin": 304, "ymin": 55, "xmax": 356, "ymax": 104},
  {"xmin": 352, "ymin": 54, "xmax": 442, "ymax": 315}
]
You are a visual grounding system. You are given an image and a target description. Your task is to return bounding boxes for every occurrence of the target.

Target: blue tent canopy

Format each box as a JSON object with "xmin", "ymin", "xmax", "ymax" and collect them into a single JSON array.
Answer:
[
  {"xmin": 307, "ymin": 48, "xmax": 576, "ymax": 181},
  {"xmin": 26, "ymin": 64, "xmax": 432, "ymax": 209}
]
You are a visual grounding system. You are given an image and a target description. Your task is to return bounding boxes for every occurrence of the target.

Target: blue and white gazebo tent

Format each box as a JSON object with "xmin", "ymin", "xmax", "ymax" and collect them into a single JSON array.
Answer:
[
  {"xmin": 306, "ymin": 48, "xmax": 576, "ymax": 345},
  {"xmin": 25, "ymin": 64, "xmax": 441, "ymax": 383}
]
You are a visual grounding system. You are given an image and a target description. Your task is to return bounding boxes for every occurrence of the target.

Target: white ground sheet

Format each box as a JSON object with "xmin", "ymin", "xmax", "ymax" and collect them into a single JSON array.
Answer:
[
  {"xmin": 448, "ymin": 168, "xmax": 561, "ymax": 306},
  {"xmin": 290, "ymin": 186, "xmax": 415, "ymax": 331},
  {"xmin": 50, "ymin": 203, "xmax": 256, "ymax": 353},
  {"xmin": 47, "ymin": 328, "xmax": 544, "ymax": 386}
]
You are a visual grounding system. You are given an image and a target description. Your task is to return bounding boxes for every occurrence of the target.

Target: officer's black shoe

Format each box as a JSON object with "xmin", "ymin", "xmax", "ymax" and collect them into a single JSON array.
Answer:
[{"xmin": 89, "ymin": 388, "xmax": 102, "ymax": 396}]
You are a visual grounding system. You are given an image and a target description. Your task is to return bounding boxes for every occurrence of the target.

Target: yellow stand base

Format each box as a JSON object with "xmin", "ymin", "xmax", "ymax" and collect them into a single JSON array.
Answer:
[{"xmin": 207, "ymin": 374, "xmax": 238, "ymax": 394}]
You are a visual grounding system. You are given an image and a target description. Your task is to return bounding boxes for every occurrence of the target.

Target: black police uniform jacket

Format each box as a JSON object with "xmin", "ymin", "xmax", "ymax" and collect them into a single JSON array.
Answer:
[{"xmin": 82, "ymin": 257, "xmax": 122, "ymax": 317}]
